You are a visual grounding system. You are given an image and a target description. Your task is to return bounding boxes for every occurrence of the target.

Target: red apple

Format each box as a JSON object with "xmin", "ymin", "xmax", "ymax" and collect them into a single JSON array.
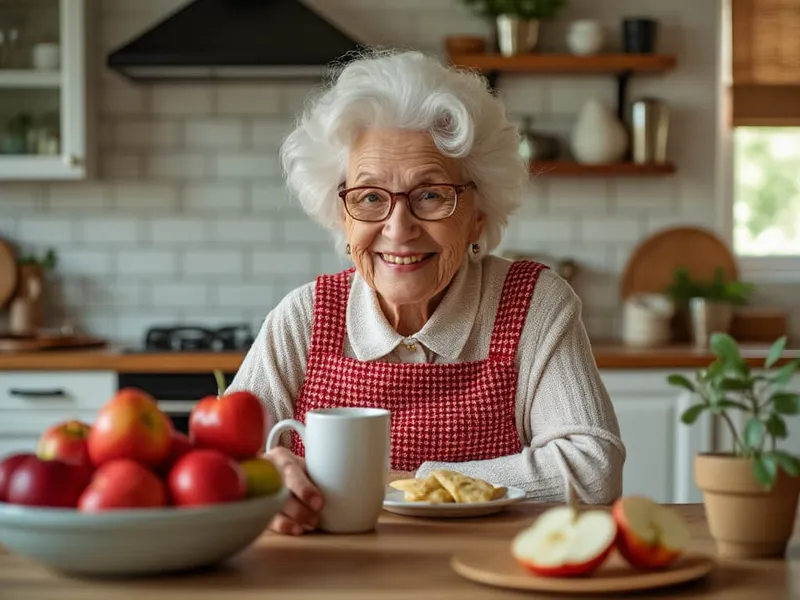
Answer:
[
  {"xmin": 511, "ymin": 506, "xmax": 617, "ymax": 577},
  {"xmin": 612, "ymin": 496, "xmax": 690, "ymax": 569},
  {"xmin": 167, "ymin": 448, "xmax": 246, "ymax": 507},
  {"xmin": 189, "ymin": 371, "xmax": 267, "ymax": 460},
  {"xmin": 78, "ymin": 459, "xmax": 167, "ymax": 512},
  {"xmin": 36, "ymin": 420, "xmax": 92, "ymax": 467},
  {"xmin": 87, "ymin": 387, "xmax": 173, "ymax": 468},
  {"xmin": 6, "ymin": 455, "xmax": 92, "ymax": 508},
  {"xmin": 157, "ymin": 430, "xmax": 194, "ymax": 476},
  {"xmin": 0, "ymin": 452, "xmax": 35, "ymax": 502}
]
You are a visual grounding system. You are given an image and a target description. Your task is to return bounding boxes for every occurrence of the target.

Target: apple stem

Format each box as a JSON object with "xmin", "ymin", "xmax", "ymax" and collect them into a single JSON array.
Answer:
[{"xmin": 213, "ymin": 370, "xmax": 227, "ymax": 397}]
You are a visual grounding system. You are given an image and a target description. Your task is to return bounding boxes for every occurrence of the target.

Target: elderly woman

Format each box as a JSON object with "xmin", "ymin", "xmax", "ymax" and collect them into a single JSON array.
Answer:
[{"xmin": 226, "ymin": 49, "xmax": 625, "ymax": 536}]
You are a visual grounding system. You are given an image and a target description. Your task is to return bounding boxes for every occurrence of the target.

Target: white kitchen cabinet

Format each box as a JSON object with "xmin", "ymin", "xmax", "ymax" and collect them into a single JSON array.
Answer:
[
  {"xmin": 601, "ymin": 370, "xmax": 712, "ymax": 505},
  {"xmin": 0, "ymin": 371, "xmax": 115, "ymax": 458},
  {"xmin": 0, "ymin": 0, "xmax": 91, "ymax": 181}
]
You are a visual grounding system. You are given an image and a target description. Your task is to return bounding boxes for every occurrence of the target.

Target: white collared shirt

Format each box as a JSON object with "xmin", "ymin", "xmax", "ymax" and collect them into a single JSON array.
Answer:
[{"xmin": 228, "ymin": 255, "xmax": 626, "ymax": 504}]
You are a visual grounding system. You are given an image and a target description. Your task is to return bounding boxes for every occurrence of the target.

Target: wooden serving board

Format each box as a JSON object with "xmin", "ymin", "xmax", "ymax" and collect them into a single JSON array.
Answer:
[
  {"xmin": 620, "ymin": 226, "xmax": 739, "ymax": 300},
  {"xmin": 451, "ymin": 548, "xmax": 715, "ymax": 595},
  {"xmin": 0, "ymin": 334, "xmax": 107, "ymax": 353}
]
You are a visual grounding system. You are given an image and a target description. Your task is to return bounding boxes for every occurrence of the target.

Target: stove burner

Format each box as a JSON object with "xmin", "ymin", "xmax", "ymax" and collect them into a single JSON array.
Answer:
[{"xmin": 143, "ymin": 324, "xmax": 255, "ymax": 352}]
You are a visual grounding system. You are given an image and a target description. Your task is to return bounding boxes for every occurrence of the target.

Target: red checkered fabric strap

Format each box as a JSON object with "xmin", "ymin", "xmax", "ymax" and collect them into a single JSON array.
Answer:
[
  {"xmin": 308, "ymin": 267, "xmax": 354, "ymax": 356},
  {"xmin": 488, "ymin": 260, "xmax": 548, "ymax": 362}
]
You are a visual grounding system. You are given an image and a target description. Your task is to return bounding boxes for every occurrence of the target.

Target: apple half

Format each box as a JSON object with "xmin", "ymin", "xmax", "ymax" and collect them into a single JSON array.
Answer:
[
  {"xmin": 511, "ymin": 506, "xmax": 617, "ymax": 577},
  {"xmin": 612, "ymin": 496, "xmax": 690, "ymax": 569}
]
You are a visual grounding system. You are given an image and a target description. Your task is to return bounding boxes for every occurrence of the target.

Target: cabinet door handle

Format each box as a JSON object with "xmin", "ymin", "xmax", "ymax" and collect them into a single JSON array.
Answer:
[{"xmin": 9, "ymin": 388, "xmax": 68, "ymax": 398}]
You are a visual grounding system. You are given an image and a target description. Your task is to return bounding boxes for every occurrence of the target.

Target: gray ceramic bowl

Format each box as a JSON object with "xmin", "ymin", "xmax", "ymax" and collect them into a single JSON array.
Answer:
[{"xmin": 0, "ymin": 487, "xmax": 289, "ymax": 577}]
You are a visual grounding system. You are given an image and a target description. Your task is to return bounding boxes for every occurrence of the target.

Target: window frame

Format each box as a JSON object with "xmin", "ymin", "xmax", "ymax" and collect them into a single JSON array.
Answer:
[{"xmin": 716, "ymin": 0, "xmax": 800, "ymax": 284}]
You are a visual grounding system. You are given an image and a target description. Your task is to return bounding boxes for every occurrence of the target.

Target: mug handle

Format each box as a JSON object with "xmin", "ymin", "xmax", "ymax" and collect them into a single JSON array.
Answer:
[{"xmin": 266, "ymin": 419, "xmax": 306, "ymax": 452}]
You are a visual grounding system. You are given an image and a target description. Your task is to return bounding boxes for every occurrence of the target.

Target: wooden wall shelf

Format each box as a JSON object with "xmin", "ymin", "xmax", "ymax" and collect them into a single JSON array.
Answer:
[
  {"xmin": 447, "ymin": 53, "xmax": 677, "ymax": 75},
  {"xmin": 448, "ymin": 53, "xmax": 678, "ymax": 122},
  {"xmin": 530, "ymin": 162, "xmax": 677, "ymax": 177}
]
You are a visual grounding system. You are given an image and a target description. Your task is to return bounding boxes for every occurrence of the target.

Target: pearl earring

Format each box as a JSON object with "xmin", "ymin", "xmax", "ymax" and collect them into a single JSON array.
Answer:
[{"xmin": 471, "ymin": 243, "xmax": 480, "ymax": 254}]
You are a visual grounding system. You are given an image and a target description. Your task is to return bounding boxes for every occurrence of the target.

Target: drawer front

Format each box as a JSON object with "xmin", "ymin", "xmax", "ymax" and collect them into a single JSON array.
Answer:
[{"xmin": 0, "ymin": 371, "xmax": 116, "ymax": 412}]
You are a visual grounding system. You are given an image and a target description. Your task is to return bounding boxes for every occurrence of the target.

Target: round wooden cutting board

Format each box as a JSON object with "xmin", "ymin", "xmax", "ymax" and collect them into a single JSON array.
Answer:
[
  {"xmin": 450, "ymin": 549, "xmax": 715, "ymax": 594},
  {"xmin": 0, "ymin": 238, "xmax": 18, "ymax": 309},
  {"xmin": 619, "ymin": 226, "xmax": 739, "ymax": 300}
]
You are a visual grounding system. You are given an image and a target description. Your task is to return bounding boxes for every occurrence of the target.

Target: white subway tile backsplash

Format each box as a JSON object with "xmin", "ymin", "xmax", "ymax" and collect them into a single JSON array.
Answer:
[
  {"xmin": 515, "ymin": 217, "xmax": 576, "ymax": 244},
  {"xmin": 0, "ymin": 0, "xmax": 727, "ymax": 342},
  {"xmin": 79, "ymin": 217, "xmax": 142, "ymax": 244},
  {"xmin": 216, "ymin": 84, "xmax": 281, "ymax": 115},
  {"xmin": 151, "ymin": 85, "xmax": 214, "ymax": 115},
  {"xmin": 1, "ymin": 184, "xmax": 45, "ymax": 211},
  {"xmin": 250, "ymin": 183, "xmax": 298, "ymax": 213},
  {"xmin": 147, "ymin": 218, "xmax": 210, "ymax": 244},
  {"xmin": 211, "ymin": 153, "xmax": 280, "ymax": 179},
  {"xmin": 210, "ymin": 218, "xmax": 276, "ymax": 244},
  {"xmin": 114, "ymin": 183, "xmax": 181, "ymax": 213},
  {"xmin": 145, "ymin": 153, "xmax": 208, "ymax": 179},
  {"xmin": 118, "ymin": 250, "xmax": 178, "ymax": 276},
  {"xmin": 183, "ymin": 250, "xmax": 246, "ymax": 276},
  {"xmin": 18, "ymin": 217, "xmax": 77, "ymax": 243},
  {"xmin": 150, "ymin": 282, "xmax": 211, "ymax": 307},
  {"xmin": 184, "ymin": 184, "xmax": 248, "ymax": 212},
  {"xmin": 56, "ymin": 250, "xmax": 115, "ymax": 276},
  {"xmin": 114, "ymin": 120, "xmax": 183, "ymax": 149},
  {"xmin": 580, "ymin": 217, "xmax": 643, "ymax": 243},
  {"xmin": 0, "ymin": 216, "xmax": 18, "ymax": 236},
  {"xmin": 250, "ymin": 119, "xmax": 295, "ymax": 148},
  {"xmin": 185, "ymin": 119, "xmax": 245, "ymax": 148},
  {"xmin": 282, "ymin": 220, "xmax": 331, "ymax": 245},
  {"xmin": 252, "ymin": 250, "xmax": 315, "ymax": 276},
  {"xmin": 212, "ymin": 284, "xmax": 275, "ymax": 308},
  {"xmin": 100, "ymin": 153, "xmax": 143, "ymax": 180}
]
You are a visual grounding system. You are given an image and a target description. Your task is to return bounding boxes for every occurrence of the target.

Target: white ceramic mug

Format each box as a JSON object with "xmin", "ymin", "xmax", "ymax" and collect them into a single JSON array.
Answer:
[{"xmin": 266, "ymin": 407, "xmax": 391, "ymax": 534}]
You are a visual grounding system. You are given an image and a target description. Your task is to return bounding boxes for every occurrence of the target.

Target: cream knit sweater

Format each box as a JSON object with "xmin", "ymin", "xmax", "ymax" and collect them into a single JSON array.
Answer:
[{"xmin": 227, "ymin": 255, "xmax": 626, "ymax": 505}]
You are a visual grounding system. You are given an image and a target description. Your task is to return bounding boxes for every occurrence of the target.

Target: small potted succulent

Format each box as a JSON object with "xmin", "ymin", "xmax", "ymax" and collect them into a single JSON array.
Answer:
[
  {"xmin": 666, "ymin": 267, "xmax": 756, "ymax": 346},
  {"xmin": 458, "ymin": 0, "xmax": 568, "ymax": 56},
  {"xmin": 667, "ymin": 333, "xmax": 800, "ymax": 559}
]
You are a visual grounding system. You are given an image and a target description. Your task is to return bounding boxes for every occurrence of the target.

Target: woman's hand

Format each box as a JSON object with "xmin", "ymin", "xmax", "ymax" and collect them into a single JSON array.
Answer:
[{"xmin": 266, "ymin": 446, "xmax": 325, "ymax": 536}]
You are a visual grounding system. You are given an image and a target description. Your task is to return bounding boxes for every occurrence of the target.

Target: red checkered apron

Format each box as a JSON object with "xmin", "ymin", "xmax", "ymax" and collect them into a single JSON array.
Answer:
[{"xmin": 290, "ymin": 260, "xmax": 547, "ymax": 471}]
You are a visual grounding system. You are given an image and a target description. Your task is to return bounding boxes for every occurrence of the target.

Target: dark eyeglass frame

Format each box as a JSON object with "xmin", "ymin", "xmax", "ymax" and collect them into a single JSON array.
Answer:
[{"xmin": 337, "ymin": 181, "xmax": 476, "ymax": 223}]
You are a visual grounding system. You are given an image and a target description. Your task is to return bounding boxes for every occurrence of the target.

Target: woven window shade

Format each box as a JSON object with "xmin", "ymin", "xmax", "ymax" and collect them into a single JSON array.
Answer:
[{"xmin": 732, "ymin": 0, "xmax": 800, "ymax": 125}]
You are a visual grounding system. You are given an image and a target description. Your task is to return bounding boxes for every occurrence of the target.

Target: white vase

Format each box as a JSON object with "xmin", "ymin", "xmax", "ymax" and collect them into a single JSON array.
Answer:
[
  {"xmin": 570, "ymin": 98, "xmax": 629, "ymax": 164},
  {"xmin": 567, "ymin": 20, "xmax": 604, "ymax": 55}
]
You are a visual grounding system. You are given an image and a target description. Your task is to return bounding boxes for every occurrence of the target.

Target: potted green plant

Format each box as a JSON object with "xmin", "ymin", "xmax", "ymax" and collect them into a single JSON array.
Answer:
[
  {"xmin": 458, "ymin": 0, "xmax": 568, "ymax": 56},
  {"xmin": 666, "ymin": 267, "xmax": 756, "ymax": 346},
  {"xmin": 667, "ymin": 332, "xmax": 800, "ymax": 559}
]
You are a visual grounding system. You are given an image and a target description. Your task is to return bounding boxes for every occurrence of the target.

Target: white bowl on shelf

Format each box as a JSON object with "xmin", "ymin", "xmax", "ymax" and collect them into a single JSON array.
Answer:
[{"xmin": 0, "ymin": 487, "xmax": 289, "ymax": 577}]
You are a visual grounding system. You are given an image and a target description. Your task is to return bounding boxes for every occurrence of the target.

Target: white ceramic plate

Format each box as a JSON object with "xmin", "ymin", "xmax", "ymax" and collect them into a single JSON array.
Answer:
[{"xmin": 382, "ymin": 485, "xmax": 526, "ymax": 518}]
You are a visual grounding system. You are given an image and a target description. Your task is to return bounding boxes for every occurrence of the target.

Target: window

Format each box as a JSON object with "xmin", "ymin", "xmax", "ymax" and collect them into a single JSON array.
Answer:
[
  {"xmin": 728, "ymin": 0, "xmax": 800, "ymax": 263},
  {"xmin": 733, "ymin": 127, "xmax": 800, "ymax": 256}
]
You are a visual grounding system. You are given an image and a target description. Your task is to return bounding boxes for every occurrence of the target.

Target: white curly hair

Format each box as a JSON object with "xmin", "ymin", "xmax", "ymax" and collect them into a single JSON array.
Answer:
[{"xmin": 279, "ymin": 47, "xmax": 529, "ymax": 260}]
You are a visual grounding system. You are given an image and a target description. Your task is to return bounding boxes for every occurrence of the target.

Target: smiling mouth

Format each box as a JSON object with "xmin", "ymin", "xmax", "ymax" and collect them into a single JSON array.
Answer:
[{"xmin": 378, "ymin": 253, "xmax": 435, "ymax": 265}]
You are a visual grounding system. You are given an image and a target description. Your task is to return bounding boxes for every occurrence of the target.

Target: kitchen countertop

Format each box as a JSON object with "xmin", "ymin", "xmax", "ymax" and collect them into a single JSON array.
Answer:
[
  {"xmin": 0, "ymin": 502, "xmax": 796, "ymax": 599},
  {"xmin": 0, "ymin": 342, "xmax": 798, "ymax": 372}
]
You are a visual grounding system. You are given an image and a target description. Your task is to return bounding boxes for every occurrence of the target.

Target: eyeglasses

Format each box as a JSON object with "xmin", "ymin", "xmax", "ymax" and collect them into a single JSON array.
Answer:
[{"xmin": 337, "ymin": 182, "xmax": 476, "ymax": 223}]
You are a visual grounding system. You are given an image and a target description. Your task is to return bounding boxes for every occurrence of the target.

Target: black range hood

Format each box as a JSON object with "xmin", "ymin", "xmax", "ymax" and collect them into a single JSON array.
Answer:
[{"xmin": 106, "ymin": 0, "xmax": 366, "ymax": 81}]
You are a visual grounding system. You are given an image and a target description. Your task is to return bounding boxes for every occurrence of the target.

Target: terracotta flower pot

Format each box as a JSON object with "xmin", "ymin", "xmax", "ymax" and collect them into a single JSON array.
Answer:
[{"xmin": 695, "ymin": 453, "xmax": 800, "ymax": 559}]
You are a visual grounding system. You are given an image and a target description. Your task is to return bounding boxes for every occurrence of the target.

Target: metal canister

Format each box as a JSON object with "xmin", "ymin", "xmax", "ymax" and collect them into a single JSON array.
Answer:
[{"xmin": 631, "ymin": 98, "xmax": 669, "ymax": 164}]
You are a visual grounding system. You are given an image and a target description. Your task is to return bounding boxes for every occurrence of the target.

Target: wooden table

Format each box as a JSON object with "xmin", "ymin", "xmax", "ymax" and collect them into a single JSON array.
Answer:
[{"xmin": 1, "ymin": 503, "xmax": 798, "ymax": 599}]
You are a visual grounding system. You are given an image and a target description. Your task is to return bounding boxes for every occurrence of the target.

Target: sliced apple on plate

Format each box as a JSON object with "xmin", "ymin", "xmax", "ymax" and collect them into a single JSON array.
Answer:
[
  {"xmin": 612, "ymin": 495, "xmax": 690, "ymax": 569},
  {"xmin": 511, "ymin": 506, "xmax": 617, "ymax": 577}
]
